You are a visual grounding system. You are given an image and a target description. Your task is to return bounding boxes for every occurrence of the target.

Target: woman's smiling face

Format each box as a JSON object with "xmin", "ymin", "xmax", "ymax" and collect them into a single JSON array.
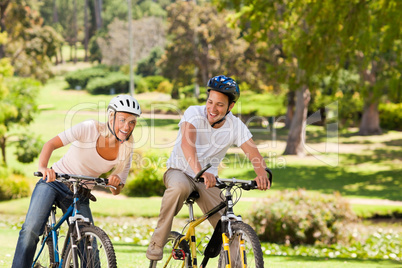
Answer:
[{"xmin": 111, "ymin": 112, "xmax": 137, "ymax": 140}]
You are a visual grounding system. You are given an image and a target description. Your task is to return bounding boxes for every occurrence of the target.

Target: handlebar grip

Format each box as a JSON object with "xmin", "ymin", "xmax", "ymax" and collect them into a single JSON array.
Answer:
[
  {"xmin": 194, "ymin": 163, "xmax": 212, "ymax": 182},
  {"xmin": 34, "ymin": 171, "xmax": 43, "ymax": 177},
  {"xmin": 265, "ymin": 167, "xmax": 273, "ymax": 186}
]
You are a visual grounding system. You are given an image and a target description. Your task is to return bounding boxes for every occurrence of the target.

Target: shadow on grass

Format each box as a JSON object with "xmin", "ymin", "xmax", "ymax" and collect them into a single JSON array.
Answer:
[
  {"xmin": 341, "ymin": 148, "xmax": 402, "ymax": 164},
  {"xmin": 239, "ymin": 166, "xmax": 401, "ymax": 200},
  {"xmin": 384, "ymin": 139, "xmax": 402, "ymax": 147}
]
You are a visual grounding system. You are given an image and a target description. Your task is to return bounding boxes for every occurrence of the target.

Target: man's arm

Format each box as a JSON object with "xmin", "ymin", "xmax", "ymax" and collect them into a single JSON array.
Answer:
[
  {"xmin": 181, "ymin": 122, "xmax": 216, "ymax": 189},
  {"xmin": 240, "ymin": 138, "xmax": 270, "ymax": 190}
]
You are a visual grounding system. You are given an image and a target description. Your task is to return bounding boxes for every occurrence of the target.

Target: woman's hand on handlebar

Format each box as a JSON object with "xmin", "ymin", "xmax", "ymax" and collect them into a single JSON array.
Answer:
[
  {"xmin": 107, "ymin": 175, "xmax": 121, "ymax": 188},
  {"xmin": 201, "ymin": 172, "xmax": 216, "ymax": 189},
  {"xmin": 38, "ymin": 167, "xmax": 56, "ymax": 183}
]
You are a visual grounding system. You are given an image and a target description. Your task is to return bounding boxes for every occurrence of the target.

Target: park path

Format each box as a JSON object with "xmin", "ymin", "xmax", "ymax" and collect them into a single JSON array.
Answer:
[{"xmin": 92, "ymin": 190, "xmax": 402, "ymax": 206}]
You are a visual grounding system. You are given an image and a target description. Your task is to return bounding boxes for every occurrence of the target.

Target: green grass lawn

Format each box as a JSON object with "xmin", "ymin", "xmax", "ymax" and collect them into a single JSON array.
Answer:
[{"xmin": 1, "ymin": 72, "xmax": 402, "ymax": 266}]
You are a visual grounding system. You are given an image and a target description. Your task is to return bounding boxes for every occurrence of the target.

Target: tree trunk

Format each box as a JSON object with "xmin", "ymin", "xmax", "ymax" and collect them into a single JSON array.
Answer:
[
  {"xmin": 84, "ymin": 0, "xmax": 89, "ymax": 62},
  {"xmin": 59, "ymin": 46, "xmax": 64, "ymax": 63},
  {"xmin": 358, "ymin": 100, "xmax": 382, "ymax": 135},
  {"xmin": 283, "ymin": 85, "xmax": 311, "ymax": 156},
  {"xmin": 0, "ymin": 0, "xmax": 10, "ymax": 59},
  {"xmin": 0, "ymin": 136, "xmax": 6, "ymax": 165},
  {"xmin": 52, "ymin": 0, "xmax": 58, "ymax": 23},
  {"xmin": 284, "ymin": 90, "xmax": 295, "ymax": 129},
  {"xmin": 93, "ymin": 0, "xmax": 102, "ymax": 30},
  {"xmin": 171, "ymin": 81, "xmax": 179, "ymax": 99},
  {"xmin": 73, "ymin": 0, "xmax": 77, "ymax": 64}
]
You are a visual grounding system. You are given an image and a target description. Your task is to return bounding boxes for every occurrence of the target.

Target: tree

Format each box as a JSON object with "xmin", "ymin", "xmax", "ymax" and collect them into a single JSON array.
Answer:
[
  {"xmin": 160, "ymin": 1, "xmax": 256, "ymax": 99},
  {"xmin": 349, "ymin": 0, "xmax": 402, "ymax": 135},
  {"xmin": 136, "ymin": 46, "xmax": 163, "ymax": 77},
  {"xmin": 1, "ymin": 1, "xmax": 63, "ymax": 82},
  {"xmin": 218, "ymin": 0, "xmax": 402, "ymax": 153},
  {"xmin": 97, "ymin": 17, "xmax": 166, "ymax": 68},
  {"xmin": 220, "ymin": 0, "xmax": 352, "ymax": 155},
  {"xmin": 0, "ymin": 46, "xmax": 42, "ymax": 165}
]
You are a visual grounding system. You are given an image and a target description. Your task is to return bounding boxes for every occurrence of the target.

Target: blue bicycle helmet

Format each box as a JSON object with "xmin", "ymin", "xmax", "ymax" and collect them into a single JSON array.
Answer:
[{"xmin": 207, "ymin": 75, "xmax": 240, "ymax": 103}]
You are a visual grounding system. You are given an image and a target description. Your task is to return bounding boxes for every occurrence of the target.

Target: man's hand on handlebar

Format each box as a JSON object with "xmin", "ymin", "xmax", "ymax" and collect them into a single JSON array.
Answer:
[
  {"xmin": 255, "ymin": 174, "xmax": 270, "ymax": 191},
  {"xmin": 201, "ymin": 172, "xmax": 216, "ymax": 189}
]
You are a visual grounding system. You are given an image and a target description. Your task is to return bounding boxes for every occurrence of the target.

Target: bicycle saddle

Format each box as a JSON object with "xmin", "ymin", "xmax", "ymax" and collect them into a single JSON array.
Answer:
[{"xmin": 186, "ymin": 191, "xmax": 200, "ymax": 203}]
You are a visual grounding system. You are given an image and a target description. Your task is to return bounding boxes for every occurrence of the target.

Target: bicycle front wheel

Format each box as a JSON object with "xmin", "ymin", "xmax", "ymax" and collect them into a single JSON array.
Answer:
[
  {"xmin": 33, "ymin": 226, "xmax": 55, "ymax": 268},
  {"xmin": 62, "ymin": 225, "xmax": 116, "ymax": 268},
  {"xmin": 218, "ymin": 221, "xmax": 264, "ymax": 268},
  {"xmin": 151, "ymin": 231, "xmax": 190, "ymax": 268}
]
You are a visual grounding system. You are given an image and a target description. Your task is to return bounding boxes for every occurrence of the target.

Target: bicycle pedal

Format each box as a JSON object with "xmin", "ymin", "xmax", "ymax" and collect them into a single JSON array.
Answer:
[{"xmin": 172, "ymin": 249, "xmax": 186, "ymax": 260}]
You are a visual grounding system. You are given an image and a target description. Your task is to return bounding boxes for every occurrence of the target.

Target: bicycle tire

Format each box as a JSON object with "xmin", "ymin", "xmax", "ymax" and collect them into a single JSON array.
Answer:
[
  {"xmin": 61, "ymin": 225, "xmax": 117, "ymax": 268},
  {"xmin": 33, "ymin": 226, "xmax": 56, "ymax": 268},
  {"xmin": 151, "ymin": 231, "xmax": 190, "ymax": 268},
  {"xmin": 218, "ymin": 222, "xmax": 264, "ymax": 268}
]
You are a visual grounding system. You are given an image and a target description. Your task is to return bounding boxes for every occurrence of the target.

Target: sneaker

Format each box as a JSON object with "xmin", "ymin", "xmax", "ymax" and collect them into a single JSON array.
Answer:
[{"xmin": 146, "ymin": 241, "xmax": 163, "ymax": 261}]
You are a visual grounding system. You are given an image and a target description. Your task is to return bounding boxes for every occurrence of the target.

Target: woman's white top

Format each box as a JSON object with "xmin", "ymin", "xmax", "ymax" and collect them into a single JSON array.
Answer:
[{"xmin": 52, "ymin": 120, "xmax": 131, "ymax": 187}]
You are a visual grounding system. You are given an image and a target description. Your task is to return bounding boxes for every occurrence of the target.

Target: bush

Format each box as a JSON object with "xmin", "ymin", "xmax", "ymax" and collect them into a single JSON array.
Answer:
[
  {"xmin": 86, "ymin": 72, "xmax": 130, "ymax": 95},
  {"xmin": 178, "ymin": 97, "xmax": 201, "ymax": 110},
  {"xmin": 249, "ymin": 189, "xmax": 357, "ymax": 245},
  {"xmin": 123, "ymin": 150, "xmax": 168, "ymax": 197},
  {"xmin": 14, "ymin": 134, "xmax": 43, "ymax": 163},
  {"xmin": 144, "ymin": 76, "xmax": 167, "ymax": 91},
  {"xmin": 379, "ymin": 102, "xmax": 402, "ymax": 131},
  {"xmin": 156, "ymin": 80, "xmax": 173, "ymax": 94},
  {"xmin": 0, "ymin": 168, "xmax": 30, "ymax": 200},
  {"xmin": 65, "ymin": 66, "xmax": 108, "ymax": 89}
]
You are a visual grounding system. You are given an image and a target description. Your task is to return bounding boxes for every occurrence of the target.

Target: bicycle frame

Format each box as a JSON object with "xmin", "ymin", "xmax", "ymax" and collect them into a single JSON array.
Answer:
[
  {"xmin": 171, "ymin": 200, "xmax": 226, "ymax": 268},
  {"xmin": 32, "ymin": 181, "xmax": 91, "ymax": 268},
  {"xmin": 166, "ymin": 180, "xmax": 266, "ymax": 268}
]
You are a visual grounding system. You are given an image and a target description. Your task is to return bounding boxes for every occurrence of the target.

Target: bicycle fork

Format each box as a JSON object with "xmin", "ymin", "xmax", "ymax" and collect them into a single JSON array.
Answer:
[{"xmin": 221, "ymin": 230, "xmax": 247, "ymax": 268}]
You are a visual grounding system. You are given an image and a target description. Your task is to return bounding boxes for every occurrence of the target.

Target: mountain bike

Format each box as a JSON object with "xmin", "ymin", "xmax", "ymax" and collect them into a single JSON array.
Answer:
[
  {"xmin": 150, "ymin": 163, "xmax": 273, "ymax": 268},
  {"xmin": 32, "ymin": 172, "xmax": 117, "ymax": 268}
]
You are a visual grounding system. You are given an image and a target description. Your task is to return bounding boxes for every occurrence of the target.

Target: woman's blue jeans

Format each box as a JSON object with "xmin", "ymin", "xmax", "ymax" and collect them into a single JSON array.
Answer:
[{"xmin": 12, "ymin": 179, "xmax": 94, "ymax": 268}]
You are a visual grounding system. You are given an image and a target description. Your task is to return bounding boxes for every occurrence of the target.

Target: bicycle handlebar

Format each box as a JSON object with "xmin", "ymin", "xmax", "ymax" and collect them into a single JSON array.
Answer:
[
  {"xmin": 194, "ymin": 163, "xmax": 273, "ymax": 190},
  {"xmin": 34, "ymin": 171, "xmax": 110, "ymax": 186}
]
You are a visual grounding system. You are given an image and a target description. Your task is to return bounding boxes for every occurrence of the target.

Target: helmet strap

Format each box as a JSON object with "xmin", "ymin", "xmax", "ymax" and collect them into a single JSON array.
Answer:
[{"xmin": 211, "ymin": 108, "xmax": 230, "ymax": 128}]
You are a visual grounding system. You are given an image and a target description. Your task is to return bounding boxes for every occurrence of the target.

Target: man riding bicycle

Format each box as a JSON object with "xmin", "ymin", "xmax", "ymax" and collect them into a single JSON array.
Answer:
[{"xmin": 146, "ymin": 75, "xmax": 271, "ymax": 261}]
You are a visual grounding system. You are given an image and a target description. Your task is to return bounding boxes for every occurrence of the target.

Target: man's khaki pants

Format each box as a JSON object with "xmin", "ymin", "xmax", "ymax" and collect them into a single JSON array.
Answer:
[{"xmin": 149, "ymin": 168, "xmax": 223, "ymax": 248}]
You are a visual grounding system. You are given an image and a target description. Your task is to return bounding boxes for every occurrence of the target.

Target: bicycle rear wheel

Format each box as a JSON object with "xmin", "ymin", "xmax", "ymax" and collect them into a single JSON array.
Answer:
[
  {"xmin": 62, "ymin": 225, "xmax": 116, "ymax": 268},
  {"xmin": 33, "ymin": 226, "xmax": 55, "ymax": 268},
  {"xmin": 218, "ymin": 221, "xmax": 264, "ymax": 268},
  {"xmin": 150, "ymin": 231, "xmax": 190, "ymax": 268}
]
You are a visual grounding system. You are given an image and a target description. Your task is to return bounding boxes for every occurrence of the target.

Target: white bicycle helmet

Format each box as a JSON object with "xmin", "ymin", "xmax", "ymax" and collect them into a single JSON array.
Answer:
[{"xmin": 107, "ymin": 95, "xmax": 141, "ymax": 116}]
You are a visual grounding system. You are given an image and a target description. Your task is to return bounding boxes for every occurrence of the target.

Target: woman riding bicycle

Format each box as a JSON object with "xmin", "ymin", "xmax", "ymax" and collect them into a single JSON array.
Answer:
[
  {"xmin": 146, "ymin": 75, "xmax": 271, "ymax": 261},
  {"xmin": 12, "ymin": 95, "xmax": 141, "ymax": 268}
]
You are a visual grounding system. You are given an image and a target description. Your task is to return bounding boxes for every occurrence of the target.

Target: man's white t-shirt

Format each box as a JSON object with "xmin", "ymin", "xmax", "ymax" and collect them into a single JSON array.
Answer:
[
  {"xmin": 166, "ymin": 105, "xmax": 252, "ymax": 177},
  {"xmin": 52, "ymin": 120, "xmax": 131, "ymax": 187}
]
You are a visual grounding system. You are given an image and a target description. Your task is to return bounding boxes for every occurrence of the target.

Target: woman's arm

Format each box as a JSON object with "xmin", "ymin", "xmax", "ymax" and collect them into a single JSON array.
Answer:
[{"xmin": 37, "ymin": 136, "xmax": 64, "ymax": 183}]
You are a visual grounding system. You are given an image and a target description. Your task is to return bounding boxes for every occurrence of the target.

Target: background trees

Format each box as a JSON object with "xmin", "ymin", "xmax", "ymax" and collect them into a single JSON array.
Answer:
[
  {"xmin": 219, "ymin": 0, "xmax": 402, "ymax": 154},
  {"xmin": 0, "ymin": 0, "xmax": 400, "ymax": 165}
]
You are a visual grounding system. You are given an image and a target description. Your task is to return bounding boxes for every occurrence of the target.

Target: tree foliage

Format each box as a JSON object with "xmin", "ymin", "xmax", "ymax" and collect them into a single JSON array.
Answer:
[
  {"xmin": 160, "ymin": 1, "xmax": 260, "ymax": 99},
  {"xmin": 1, "ymin": 1, "xmax": 63, "ymax": 83},
  {"xmin": 97, "ymin": 17, "xmax": 165, "ymax": 67},
  {"xmin": 0, "ymin": 57, "xmax": 42, "ymax": 165},
  {"xmin": 219, "ymin": 0, "xmax": 402, "ymax": 152}
]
